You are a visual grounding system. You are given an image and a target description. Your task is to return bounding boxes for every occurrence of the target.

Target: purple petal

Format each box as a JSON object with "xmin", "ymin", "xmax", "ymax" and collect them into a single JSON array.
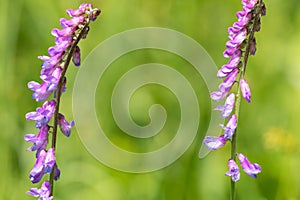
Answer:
[
  {"xmin": 238, "ymin": 153, "xmax": 262, "ymax": 178},
  {"xmin": 225, "ymin": 159, "xmax": 240, "ymax": 182},
  {"xmin": 59, "ymin": 16, "xmax": 85, "ymax": 28},
  {"xmin": 221, "ymin": 114, "xmax": 237, "ymax": 140},
  {"xmin": 44, "ymin": 148, "xmax": 56, "ymax": 174},
  {"xmin": 240, "ymin": 78, "xmax": 251, "ymax": 103},
  {"xmin": 26, "ymin": 100, "xmax": 56, "ymax": 128},
  {"xmin": 219, "ymin": 68, "xmax": 239, "ymax": 93},
  {"xmin": 203, "ymin": 135, "xmax": 226, "ymax": 150},
  {"xmin": 40, "ymin": 181, "xmax": 52, "ymax": 199},
  {"xmin": 51, "ymin": 27, "xmax": 76, "ymax": 38},
  {"xmin": 27, "ymin": 181, "xmax": 52, "ymax": 199},
  {"xmin": 58, "ymin": 113, "xmax": 75, "ymax": 137},
  {"xmin": 29, "ymin": 82, "xmax": 52, "ymax": 102},
  {"xmin": 24, "ymin": 126, "xmax": 49, "ymax": 153},
  {"xmin": 30, "ymin": 150, "xmax": 47, "ymax": 183},
  {"xmin": 215, "ymin": 93, "xmax": 235, "ymax": 118},
  {"xmin": 210, "ymin": 90, "xmax": 227, "ymax": 101},
  {"xmin": 27, "ymin": 188, "xmax": 40, "ymax": 197}
]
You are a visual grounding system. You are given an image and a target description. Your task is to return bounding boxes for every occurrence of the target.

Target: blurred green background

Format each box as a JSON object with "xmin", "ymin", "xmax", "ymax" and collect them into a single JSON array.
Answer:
[{"xmin": 1, "ymin": 0, "xmax": 300, "ymax": 199}]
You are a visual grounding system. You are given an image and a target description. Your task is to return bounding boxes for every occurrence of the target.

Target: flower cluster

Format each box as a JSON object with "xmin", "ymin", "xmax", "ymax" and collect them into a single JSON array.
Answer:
[
  {"xmin": 25, "ymin": 3, "xmax": 100, "ymax": 199},
  {"xmin": 203, "ymin": 0, "xmax": 266, "ymax": 182}
]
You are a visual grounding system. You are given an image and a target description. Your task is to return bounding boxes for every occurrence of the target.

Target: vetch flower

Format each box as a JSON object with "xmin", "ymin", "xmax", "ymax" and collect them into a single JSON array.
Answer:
[
  {"xmin": 59, "ymin": 16, "xmax": 85, "ymax": 28},
  {"xmin": 51, "ymin": 27, "xmax": 76, "ymax": 38},
  {"xmin": 28, "ymin": 81, "xmax": 52, "ymax": 102},
  {"xmin": 27, "ymin": 180, "xmax": 53, "ymax": 200},
  {"xmin": 29, "ymin": 150, "xmax": 47, "ymax": 183},
  {"xmin": 58, "ymin": 113, "xmax": 75, "ymax": 137},
  {"xmin": 217, "ymin": 50, "xmax": 241, "ymax": 78},
  {"xmin": 211, "ymin": 68, "xmax": 239, "ymax": 101},
  {"xmin": 66, "ymin": 3, "xmax": 92, "ymax": 17},
  {"xmin": 225, "ymin": 159, "xmax": 240, "ymax": 182},
  {"xmin": 238, "ymin": 153, "xmax": 261, "ymax": 178},
  {"xmin": 26, "ymin": 100, "xmax": 56, "ymax": 128},
  {"xmin": 203, "ymin": 135, "xmax": 227, "ymax": 150},
  {"xmin": 221, "ymin": 114, "xmax": 237, "ymax": 140},
  {"xmin": 215, "ymin": 93, "xmax": 235, "ymax": 118},
  {"xmin": 240, "ymin": 78, "xmax": 251, "ymax": 103},
  {"xmin": 29, "ymin": 148, "xmax": 56, "ymax": 183},
  {"xmin": 24, "ymin": 125, "xmax": 49, "ymax": 154}
]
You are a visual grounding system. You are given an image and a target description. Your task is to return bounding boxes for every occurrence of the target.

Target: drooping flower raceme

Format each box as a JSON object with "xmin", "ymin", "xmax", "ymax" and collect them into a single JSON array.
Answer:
[
  {"xmin": 25, "ymin": 3, "xmax": 101, "ymax": 199},
  {"xmin": 203, "ymin": 0, "xmax": 266, "ymax": 185}
]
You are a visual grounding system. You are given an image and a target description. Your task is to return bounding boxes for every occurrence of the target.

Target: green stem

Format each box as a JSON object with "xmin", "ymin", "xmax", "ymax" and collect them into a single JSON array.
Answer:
[
  {"xmin": 49, "ymin": 20, "xmax": 90, "ymax": 196},
  {"xmin": 230, "ymin": 1, "xmax": 263, "ymax": 199}
]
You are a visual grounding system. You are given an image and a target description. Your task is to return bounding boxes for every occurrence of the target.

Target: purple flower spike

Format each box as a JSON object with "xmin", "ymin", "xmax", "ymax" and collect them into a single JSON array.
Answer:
[
  {"xmin": 58, "ymin": 113, "xmax": 75, "ymax": 137},
  {"xmin": 221, "ymin": 114, "xmax": 237, "ymax": 140},
  {"xmin": 203, "ymin": 135, "xmax": 226, "ymax": 150},
  {"xmin": 27, "ymin": 180, "xmax": 53, "ymax": 200},
  {"xmin": 72, "ymin": 46, "xmax": 81, "ymax": 66},
  {"xmin": 238, "ymin": 153, "xmax": 262, "ymax": 178},
  {"xmin": 240, "ymin": 78, "xmax": 251, "ymax": 103},
  {"xmin": 225, "ymin": 159, "xmax": 240, "ymax": 182},
  {"xmin": 26, "ymin": 100, "xmax": 56, "ymax": 128},
  {"xmin": 215, "ymin": 93, "xmax": 235, "ymax": 118},
  {"xmin": 24, "ymin": 125, "xmax": 49, "ymax": 154}
]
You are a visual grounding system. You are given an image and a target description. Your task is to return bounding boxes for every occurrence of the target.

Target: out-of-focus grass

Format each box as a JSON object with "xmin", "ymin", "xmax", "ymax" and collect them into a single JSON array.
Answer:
[{"xmin": 1, "ymin": 0, "xmax": 300, "ymax": 199}]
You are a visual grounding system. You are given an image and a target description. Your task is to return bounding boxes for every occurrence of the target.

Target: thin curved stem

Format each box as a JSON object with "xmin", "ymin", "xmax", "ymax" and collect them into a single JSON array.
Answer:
[
  {"xmin": 230, "ymin": 1, "xmax": 263, "ymax": 199},
  {"xmin": 49, "ymin": 21, "xmax": 90, "ymax": 196}
]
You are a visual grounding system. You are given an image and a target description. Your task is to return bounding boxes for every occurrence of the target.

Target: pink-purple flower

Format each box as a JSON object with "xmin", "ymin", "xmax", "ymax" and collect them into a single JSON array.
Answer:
[
  {"xmin": 24, "ymin": 125, "xmax": 49, "ymax": 155},
  {"xmin": 26, "ymin": 100, "xmax": 56, "ymax": 128},
  {"xmin": 27, "ymin": 180, "xmax": 53, "ymax": 200},
  {"xmin": 225, "ymin": 159, "xmax": 240, "ymax": 182},
  {"xmin": 215, "ymin": 93, "xmax": 235, "ymax": 118},
  {"xmin": 29, "ymin": 148, "xmax": 57, "ymax": 183},
  {"xmin": 58, "ymin": 113, "xmax": 75, "ymax": 137},
  {"xmin": 203, "ymin": 135, "xmax": 227, "ymax": 150},
  {"xmin": 240, "ymin": 78, "xmax": 252, "ymax": 103},
  {"xmin": 238, "ymin": 153, "xmax": 262, "ymax": 178},
  {"xmin": 221, "ymin": 114, "xmax": 237, "ymax": 140}
]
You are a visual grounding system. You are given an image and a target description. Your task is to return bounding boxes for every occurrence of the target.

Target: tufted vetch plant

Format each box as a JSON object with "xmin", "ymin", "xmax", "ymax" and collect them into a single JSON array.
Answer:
[
  {"xmin": 25, "ymin": 3, "xmax": 101, "ymax": 199},
  {"xmin": 203, "ymin": 0, "xmax": 266, "ymax": 199}
]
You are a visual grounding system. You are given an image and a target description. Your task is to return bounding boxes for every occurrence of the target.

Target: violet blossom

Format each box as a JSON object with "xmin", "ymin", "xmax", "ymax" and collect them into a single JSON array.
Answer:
[
  {"xmin": 215, "ymin": 93, "xmax": 235, "ymax": 118},
  {"xmin": 240, "ymin": 78, "xmax": 252, "ymax": 103},
  {"xmin": 27, "ymin": 180, "xmax": 53, "ymax": 200},
  {"xmin": 29, "ymin": 149, "xmax": 56, "ymax": 183},
  {"xmin": 225, "ymin": 159, "xmax": 240, "ymax": 182},
  {"xmin": 26, "ymin": 100, "xmax": 56, "ymax": 128},
  {"xmin": 58, "ymin": 113, "xmax": 75, "ymax": 137},
  {"xmin": 238, "ymin": 153, "xmax": 262, "ymax": 178}
]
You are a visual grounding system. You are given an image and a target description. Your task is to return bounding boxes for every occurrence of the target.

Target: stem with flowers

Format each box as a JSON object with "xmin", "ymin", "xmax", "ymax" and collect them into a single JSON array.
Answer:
[
  {"xmin": 24, "ymin": 4, "xmax": 101, "ymax": 199},
  {"xmin": 203, "ymin": 0, "xmax": 266, "ymax": 199}
]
